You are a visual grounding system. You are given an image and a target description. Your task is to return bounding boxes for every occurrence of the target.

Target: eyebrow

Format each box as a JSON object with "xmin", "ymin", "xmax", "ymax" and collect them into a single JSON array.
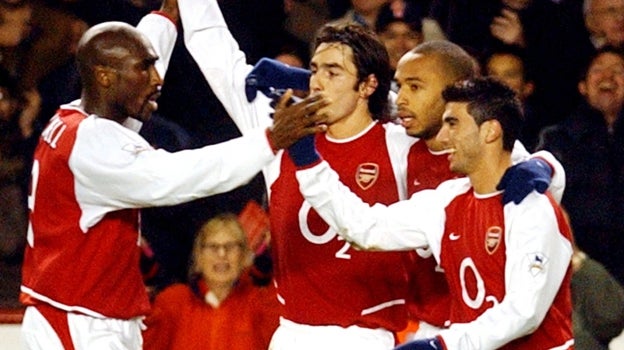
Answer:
[
  {"xmin": 311, "ymin": 61, "xmax": 345, "ymax": 70},
  {"xmin": 400, "ymin": 77, "xmax": 423, "ymax": 84},
  {"xmin": 443, "ymin": 115, "xmax": 457, "ymax": 123}
]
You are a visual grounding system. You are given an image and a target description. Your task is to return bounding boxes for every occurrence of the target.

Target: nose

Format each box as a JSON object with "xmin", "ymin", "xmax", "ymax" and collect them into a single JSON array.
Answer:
[
  {"xmin": 309, "ymin": 74, "xmax": 322, "ymax": 93},
  {"xmin": 150, "ymin": 65, "xmax": 163, "ymax": 86},
  {"xmin": 396, "ymin": 86, "xmax": 407, "ymax": 106},
  {"xmin": 436, "ymin": 123, "xmax": 450, "ymax": 144}
]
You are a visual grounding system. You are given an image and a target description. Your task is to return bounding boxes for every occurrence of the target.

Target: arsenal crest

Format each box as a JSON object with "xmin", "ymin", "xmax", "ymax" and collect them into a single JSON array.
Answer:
[
  {"xmin": 485, "ymin": 226, "xmax": 502, "ymax": 255},
  {"xmin": 355, "ymin": 163, "xmax": 379, "ymax": 190}
]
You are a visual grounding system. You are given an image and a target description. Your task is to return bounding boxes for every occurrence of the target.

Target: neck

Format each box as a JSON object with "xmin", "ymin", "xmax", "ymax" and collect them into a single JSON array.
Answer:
[
  {"xmin": 208, "ymin": 283, "xmax": 233, "ymax": 303},
  {"xmin": 326, "ymin": 103, "xmax": 375, "ymax": 139},
  {"xmin": 80, "ymin": 95, "xmax": 126, "ymax": 124},
  {"xmin": 468, "ymin": 149, "xmax": 512, "ymax": 195}
]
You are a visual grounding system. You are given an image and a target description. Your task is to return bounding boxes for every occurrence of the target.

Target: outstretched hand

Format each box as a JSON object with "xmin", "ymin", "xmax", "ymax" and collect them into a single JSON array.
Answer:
[
  {"xmin": 268, "ymin": 89, "xmax": 329, "ymax": 150},
  {"xmin": 497, "ymin": 158, "xmax": 552, "ymax": 204}
]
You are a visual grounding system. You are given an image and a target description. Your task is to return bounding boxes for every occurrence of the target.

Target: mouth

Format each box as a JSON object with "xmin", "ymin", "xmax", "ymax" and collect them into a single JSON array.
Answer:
[
  {"xmin": 397, "ymin": 110, "xmax": 415, "ymax": 128},
  {"xmin": 446, "ymin": 148, "xmax": 456, "ymax": 161},
  {"xmin": 146, "ymin": 91, "xmax": 161, "ymax": 111},
  {"xmin": 212, "ymin": 262, "xmax": 231, "ymax": 273},
  {"xmin": 598, "ymin": 81, "xmax": 617, "ymax": 93}
]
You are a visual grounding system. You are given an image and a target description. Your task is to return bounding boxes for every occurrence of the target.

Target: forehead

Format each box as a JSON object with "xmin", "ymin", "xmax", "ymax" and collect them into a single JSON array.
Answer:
[
  {"xmin": 443, "ymin": 101, "xmax": 471, "ymax": 119},
  {"xmin": 590, "ymin": 52, "xmax": 624, "ymax": 67},
  {"xmin": 201, "ymin": 222, "xmax": 243, "ymax": 243},
  {"xmin": 311, "ymin": 42, "xmax": 355, "ymax": 68},
  {"xmin": 396, "ymin": 52, "xmax": 452, "ymax": 83},
  {"xmin": 592, "ymin": 0, "xmax": 624, "ymax": 9},
  {"xmin": 380, "ymin": 22, "xmax": 417, "ymax": 35},
  {"xmin": 487, "ymin": 54, "xmax": 523, "ymax": 71}
]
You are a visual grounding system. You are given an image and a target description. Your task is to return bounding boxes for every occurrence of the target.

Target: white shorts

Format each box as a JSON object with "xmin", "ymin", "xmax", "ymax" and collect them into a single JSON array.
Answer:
[
  {"xmin": 268, "ymin": 317, "xmax": 396, "ymax": 350},
  {"xmin": 21, "ymin": 305, "xmax": 144, "ymax": 350}
]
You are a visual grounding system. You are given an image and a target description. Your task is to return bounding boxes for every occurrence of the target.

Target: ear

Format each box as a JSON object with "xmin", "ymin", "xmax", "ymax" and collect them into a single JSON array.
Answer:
[
  {"xmin": 578, "ymin": 80, "xmax": 588, "ymax": 96},
  {"xmin": 482, "ymin": 119, "xmax": 503, "ymax": 144},
  {"xmin": 585, "ymin": 14, "xmax": 600, "ymax": 35},
  {"xmin": 359, "ymin": 74, "xmax": 379, "ymax": 98},
  {"xmin": 521, "ymin": 81, "xmax": 534, "ymax": 98},
  {"xmin": 94, "ymin": 65, "xmax": 114, "ymax": 88}
]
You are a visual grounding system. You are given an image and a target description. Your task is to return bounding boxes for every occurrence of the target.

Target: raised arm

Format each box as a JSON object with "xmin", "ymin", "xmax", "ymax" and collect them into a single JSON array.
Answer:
[
  {"xmin": 136, "ymin": 0, "xmax": 179, "ymax": 79},
  {"xmin": 178, "ymin": 0, "xmax": 272, "ymax": 133}
]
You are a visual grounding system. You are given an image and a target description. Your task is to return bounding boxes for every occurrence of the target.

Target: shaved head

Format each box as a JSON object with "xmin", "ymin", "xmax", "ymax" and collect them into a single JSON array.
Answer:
[{"xmin": 76, "ymin": 21, "xmax": 153, "ymax": 88}]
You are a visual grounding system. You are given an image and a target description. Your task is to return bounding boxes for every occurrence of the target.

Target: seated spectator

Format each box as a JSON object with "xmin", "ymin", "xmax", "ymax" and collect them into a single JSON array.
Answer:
[
  {"xmin": 537, "ymin": 45, "xmax": 624, "ymax": 286},
  {"xmin": 142, "ymin": 213, "xmax": 280, "ymax": 350}
]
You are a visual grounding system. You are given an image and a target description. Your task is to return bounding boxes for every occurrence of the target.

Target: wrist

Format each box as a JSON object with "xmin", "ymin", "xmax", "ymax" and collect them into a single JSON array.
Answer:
[{"xmin": 265, "ymin": 128, "xmax": 278, "ymax": 154}]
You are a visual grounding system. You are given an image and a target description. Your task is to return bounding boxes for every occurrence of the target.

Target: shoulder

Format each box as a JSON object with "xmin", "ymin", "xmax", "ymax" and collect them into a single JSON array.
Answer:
[
  {"xmin": 153, "ymin": 283, "xmax": 196, "ymax": 304},
  {"xmin": 436, "ymin": 177, "xmax": 471, "ymax": 196}
]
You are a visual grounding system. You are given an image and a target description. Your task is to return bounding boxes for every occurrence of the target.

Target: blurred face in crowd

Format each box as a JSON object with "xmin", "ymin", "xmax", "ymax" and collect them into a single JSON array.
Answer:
[
  {"xmin": 486, "ymin": 53, "xmax": 534, "ymax": 101},
  {"xmin": 0, "ymin": 86, "xmax": 17, "ymax": 122},
  {"xmin": 394, "ymin": 52, "xmax": 453, "ymax": 139},
  {"xmin": 351, "ymin": 0, "xmax": 388, "ymax": 14},
  {"xmin": 587, "ymin": 0, "xmax": 624, "ymax": 47},
  {"xmin": 196, "ymin": 219, "xmax": 250, "ymax": 289},
  {"xmin": 0, "ymin": 3, "xmax": 32, "ymax": 47},
  {"xmin": 378, "ymin": 22, "xmax": 423, "ymax": 70},
  {"xmin": 502, "ymin": 0, "xmax": 532, "ymax": 11},
  {"xmin": 579, "ymin": 51, "xmax": 624, "ymax": 117}
]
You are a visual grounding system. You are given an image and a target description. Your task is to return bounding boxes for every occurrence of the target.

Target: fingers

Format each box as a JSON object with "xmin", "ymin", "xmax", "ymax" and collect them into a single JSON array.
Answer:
[{"xmin": 276, "ymin": 89, "xmax": 296, "ymax": 109}]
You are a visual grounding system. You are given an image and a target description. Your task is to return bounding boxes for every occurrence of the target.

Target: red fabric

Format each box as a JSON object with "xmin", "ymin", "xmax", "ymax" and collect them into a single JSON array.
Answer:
[
  {"xmin": 142, "ymin": 272, "xmax": 280, "ymax": 350},
  {"xmin": 35, "ymin": 304, "xmax": 75, "ymax": 350}
]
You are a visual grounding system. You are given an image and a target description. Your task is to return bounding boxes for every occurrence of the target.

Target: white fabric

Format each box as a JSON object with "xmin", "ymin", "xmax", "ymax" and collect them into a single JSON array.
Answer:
[
  {"xmin": 268, "ymin": 318, "xmax": 395, "ymax": 350},
  {"xmin": 21, "ymin": 307, "xmax": 144, "ymax": 350}
]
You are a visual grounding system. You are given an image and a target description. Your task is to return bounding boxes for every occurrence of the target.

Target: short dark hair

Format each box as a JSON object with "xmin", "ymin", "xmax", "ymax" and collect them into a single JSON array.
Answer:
[
  {"xmin": 375, "ymin": 1, "xmax": 423, "ymax": 34},
  {"xmin": 442, "ymin": 77, "xmax": 523, "ymax": 151},
  {"xmin": 483, "ymin": 46, "xmax": 534, "ymax": 82},
  {"xmin": 579, "ymin": 45, "xmax": 624, "ymax": 82},
  {"xmin": 315, "ymin": 24, "xmax": 392, "ymax": 120}
]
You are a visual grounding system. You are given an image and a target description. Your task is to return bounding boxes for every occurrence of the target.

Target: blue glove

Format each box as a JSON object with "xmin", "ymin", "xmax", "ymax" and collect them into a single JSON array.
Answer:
[
  {"xmin": 245, "ymin": 57, "xmax": 311, "ymax": 102},
  {"xmin": 497, "ymin": 158, "xmax": 552, "ymax": 204},
  {"xmin": 288, "ymin": 134, "xmax": 320, "ymax": 167},
  {"xmin": 394, "ymin": 337, "xmax": 443, "ymax": 350}
]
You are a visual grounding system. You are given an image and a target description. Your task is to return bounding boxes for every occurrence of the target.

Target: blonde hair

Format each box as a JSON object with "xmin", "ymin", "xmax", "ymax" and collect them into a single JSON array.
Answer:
[{"xmin": 189, "ymin": 213, "xmax": 251, "ymax": 277}]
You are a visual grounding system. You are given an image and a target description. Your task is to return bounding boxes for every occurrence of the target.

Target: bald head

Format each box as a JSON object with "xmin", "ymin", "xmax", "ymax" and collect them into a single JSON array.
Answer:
[
  {"xmin": 76, "ymin": 21, "xmax": 154, "ymax": 89},
  {"xmin": 75, "ymin": 21, "xmax": 162, "ymax": 123},
  {"xmin": 411, "ymin": 40, "xmax": 479, "ymax": 83}
]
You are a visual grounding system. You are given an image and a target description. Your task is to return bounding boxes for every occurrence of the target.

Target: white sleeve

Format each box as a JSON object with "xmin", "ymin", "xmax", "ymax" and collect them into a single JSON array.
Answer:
[
  {"xmin": 136, "ymin": 12, "xmax": 178, "ymax": 79},
  {"xmin": 510, "ymin": 140, "xmax": 566, "ymax": 203},
  {"xmin": 296, "ymin": 160, "xmax": 456, "ymax": 251},
  {"xmin": 439, "ymin": 193, "xmax": 573, "ymax": 349},
  {"xmin": 178, "ymin": 0, "xmax": 273, "ymax": 133},
  {"xmin": 70, "ymin": 117, "xmax": 275, "ymax": 231},
  {"xmin": 384, "ymin": 122, "xmax": 418, "ymax": 200}
]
